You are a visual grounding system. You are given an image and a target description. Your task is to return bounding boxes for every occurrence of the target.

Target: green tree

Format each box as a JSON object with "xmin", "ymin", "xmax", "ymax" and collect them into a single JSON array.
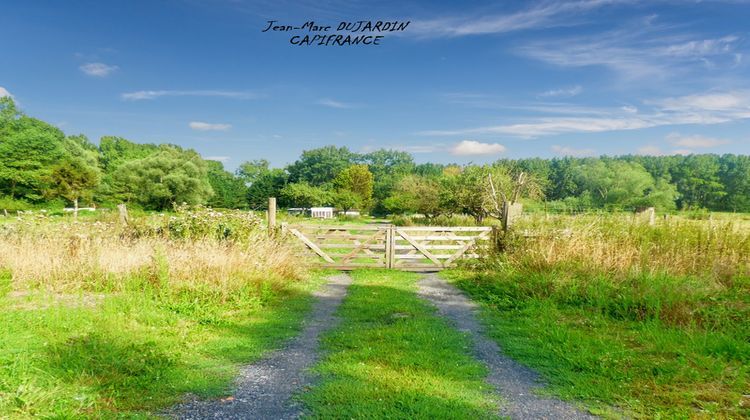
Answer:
[
  {"xmin": 236, "ymin": 159, "xmax": 270, "ymax": 185},
  {"xmin": 206, "ymin": 160, "xmax": 248, "ymax": 209},
  {"xmin": 247, "ymin": 168, "xmax": 288, "ymax": 210},
  {"xmin": 279, "ymin": 182, "xmax": 332, "ymax": 209},
  {"xmin": 572, "ymin": 160, "xmax": 677, "ymax": 210},
  {"xmin": 670, "ymin": 155, "xmax": 725, "ymax": 209},
  {"xmin": 111, "ymin": 147, "xmax": 213, "ymax": 210},
  {"xmin": 287, "ymin": 146, "xmax": 355, "ymax": 186},
  {"xmin": 46, "ymin": 157, "xmax": 100, "ymax": 217},
  {"xmin": 718, "ymin": 154, "xmax": 750, "ymax": 212},
  {"xmin": 383, "ymin": 175, "xmax": 443, "ymax": 218},
  {"xmin": 333, "ymin": 164, "xmax": 374, "ymax": 210},
  {"xmin": 0, "ymin": 97, "xmax": 66, "ymax": 201},
  {"xmin": 332, "ymin": 190, "xmax": 361, "ymax": 213}
]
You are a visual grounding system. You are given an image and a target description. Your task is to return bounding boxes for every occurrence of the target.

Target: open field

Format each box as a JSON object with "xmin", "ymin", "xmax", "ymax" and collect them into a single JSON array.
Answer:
[
  {"xmin": 447, "ymin": 213, "xmax": 750, "ymax": 418},
  {"xmin": 1, "ymin": 207, "xmax": 749, "ymax": 418}
]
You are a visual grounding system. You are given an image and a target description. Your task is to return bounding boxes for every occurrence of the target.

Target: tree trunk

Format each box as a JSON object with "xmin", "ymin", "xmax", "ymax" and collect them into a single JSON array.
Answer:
[{"xmin": 73, "ymin": 197, "xmax": 79, "ymax": 220}]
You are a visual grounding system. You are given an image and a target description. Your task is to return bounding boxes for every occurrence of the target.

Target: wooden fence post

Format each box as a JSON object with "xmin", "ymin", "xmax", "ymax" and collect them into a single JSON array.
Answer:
[
  {"xmin": 268, "ymin": 197, "xmax": 277, "ymax": 236},
  {"xmin": 117, "ymin": 203, "xmax": 129, "ymax": 226}
]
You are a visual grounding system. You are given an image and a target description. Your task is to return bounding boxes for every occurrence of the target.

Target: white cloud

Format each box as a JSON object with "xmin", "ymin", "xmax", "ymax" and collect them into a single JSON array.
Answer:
[
  {"xmin": 517, "ymin": 18, "xmax": 741, "ymax": 79},
  {"xmin": 204, "ymin": 156, "xmax": 230, "ymax": 162},
  {"xmin": 539, "ymin": 85, "xmax": 583, "ymax": 98},
  {"xmin": 80, "ymin": 62, "xmax": 118, "ymax": 77},
  {"xmin": 621, "ymin": 105, "xmax": 638, "ymax": 113},
  {"xmin": 450, "ymin": 140, "xmax": 506, "ymax": 156},
  {"xmin": 411, "ymin": 0, "xmax": 629, "ymax": 38},
  {"xmin": 666, "ymin": 132, "xmax": 730, "ymax": 148},
  {"xmin": 122, "ymin": 90, "xmax": 259, "ymax": 101},
  {"xmin": 189, "ymin": 121, "xmax": 231, "ymax": 131},
  {"xmin": 420, "ymin": 90, "xmax": 750, "ymax": 138},
  {"xmin": 0, "ymin": 87, "xmax": 12, "ymax": 98},
  {"xmin": 657, "ymin": 91, "xmax": 750, "ymax": 112},
  {"xmin": 317, "ymin": 98, "xmax": 358, "ymax": 109},
  {"xmin": 551, "ymin": 145, "xmax": 596, "ymax": 157},
  {"xmin": 637, "ymin": 145, "xmax": 664, "ymax": 156},
  {"xmin": 673, "ymin": 149, "xmax": 694, "ymax": 156}
]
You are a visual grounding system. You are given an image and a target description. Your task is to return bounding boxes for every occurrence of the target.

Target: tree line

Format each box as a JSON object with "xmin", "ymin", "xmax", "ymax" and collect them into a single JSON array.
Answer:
[{"xmin": 1, "ymin": 97, "xmax": 749, "ymax": 215}]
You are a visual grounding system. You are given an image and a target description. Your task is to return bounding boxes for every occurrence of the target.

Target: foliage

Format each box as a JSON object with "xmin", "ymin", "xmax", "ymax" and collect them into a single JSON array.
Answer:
[
  {"xmin": 286, "ymin": 145, "xmax": 354, "ymax": 186},
  {"xmin": 206, "ymin": 160, "xmax": 247, "ymax": 209},
  {"xmin": 0, "ymin": 98, "xmax": 66, "ymax": 201},
  {"xmin": 333, "ymin": 164, "xmax": 373, "ymax": 210},
  {"xmin": 110, "ymin": 147, "xmax": 213, "ymax": 210},
  {"xmin": 45, "ymin": 157, "xmax": 100, "ymax": 208},
  {"xmin": 279, "ymin": 182, "xmax": 332, "ymax": 208}
]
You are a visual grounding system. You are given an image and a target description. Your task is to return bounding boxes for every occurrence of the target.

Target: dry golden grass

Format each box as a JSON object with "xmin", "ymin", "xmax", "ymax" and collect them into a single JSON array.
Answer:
[
  {"xmin": 0, "ymin": 209, "xmax": 306, "ymax": 296},
  {"xmin": 509, "ymin": 213, "xmax": 750, "ymax": 282}
]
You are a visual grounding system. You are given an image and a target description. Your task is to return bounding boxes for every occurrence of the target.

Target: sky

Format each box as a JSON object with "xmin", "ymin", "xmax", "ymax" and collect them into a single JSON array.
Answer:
[{"xmin": 1, "ymin": 0, "xmax": 749, "ymax": 170}]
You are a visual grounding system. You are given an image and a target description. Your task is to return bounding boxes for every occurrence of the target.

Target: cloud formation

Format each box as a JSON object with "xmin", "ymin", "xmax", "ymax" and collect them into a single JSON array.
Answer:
[
  {"xmin": 420, "ymin": 91, "xmax": 750, "ymax": 138},
  {"xmin": 411, "ymin": 0, "xmax": 629, "ymax": 38},
  {"xmin": 317, "ymin": 98, "xmax": 358, "ymax": 109},
  {"xmin": 450, "ymin": 140, "xmax": 506, "ymax": 155},
  {"xmin": 666, "ymin": 132, "xmax": 730, "ymax": 148},
  {"xmin": 122, "ymin": 90, "xmax": 258, "ymax": 101},
  {"xmin": 539, "ymin": 85, "xmax": 583, "ymax": 98},
  {"xmin": 0, "ymin": 87, "xmax": 12, "ymax": 98},
  {"xmin": 551, "ymin": 145, "xmax": 596, "ymax": 157},
  {"xmin": 189, "ymin": 121, "xmax": 231, "ymax": 131},
  {"xmin": 517, "ymin": 19, "xmax": 741, "ymax": 80},
  {"xmin": 80, "ymin": 62, "xmax": 118, "ymax": 77}
]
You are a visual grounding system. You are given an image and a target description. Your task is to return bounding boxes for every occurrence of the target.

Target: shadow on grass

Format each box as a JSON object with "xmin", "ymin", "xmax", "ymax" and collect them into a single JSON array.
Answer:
[
  {"xmin": 37, "ymin": 284, "xmax": 319, "ymax": 414},
  {"xmin": 303, "ymin": 274, "xmax": 499, "ymax": 419}
]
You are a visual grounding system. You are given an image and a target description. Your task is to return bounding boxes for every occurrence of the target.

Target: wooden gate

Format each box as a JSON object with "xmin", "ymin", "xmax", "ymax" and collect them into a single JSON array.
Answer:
[{"xmin": 282, "ymin": 224, "xmax": 492, "ymax": 271}]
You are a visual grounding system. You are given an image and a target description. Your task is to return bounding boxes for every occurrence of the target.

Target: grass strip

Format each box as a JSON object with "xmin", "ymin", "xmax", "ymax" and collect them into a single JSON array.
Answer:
[{"xmin": 302, "ymin": 269, "xmax": 499, "ymax": 419}]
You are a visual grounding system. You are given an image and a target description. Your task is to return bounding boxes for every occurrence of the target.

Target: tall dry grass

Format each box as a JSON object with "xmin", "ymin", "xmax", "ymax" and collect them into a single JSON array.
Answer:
[
  {"xmin": 0, "ymin": 207, "xmax": 306, "ymax": 298},
  {"xmin": 507, "ymin": 213, "xmax": 750, "ymax": 282}
]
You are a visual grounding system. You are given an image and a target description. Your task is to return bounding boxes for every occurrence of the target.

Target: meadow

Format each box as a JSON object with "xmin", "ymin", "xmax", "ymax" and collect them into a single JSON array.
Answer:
[
  {"xmin": 447, "ymin": 211, "xmax": 750, "ymax": 418},
  {"xmin": 0, "ymin": 207, "xmax": 322, "ymax": 418},
  {"xmin": 1, "ymin": 206, "xmax": 748, "ymax": 418}
]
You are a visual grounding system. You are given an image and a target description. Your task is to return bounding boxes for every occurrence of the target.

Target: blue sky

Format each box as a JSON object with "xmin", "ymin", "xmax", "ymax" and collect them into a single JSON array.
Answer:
[{"xmin": 1, "ymin": 0, "xmax": 749, "ymax": 170}]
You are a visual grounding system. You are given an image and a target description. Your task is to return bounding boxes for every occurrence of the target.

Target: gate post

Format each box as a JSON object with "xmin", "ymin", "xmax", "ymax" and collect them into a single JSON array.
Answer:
[
  {"xmin": 267, "ymin": 197, "xmax": 277, "ymax": 236},
  {"xmin": 386, "ymin": 225, "xmax": 396, "ymax": 269}
]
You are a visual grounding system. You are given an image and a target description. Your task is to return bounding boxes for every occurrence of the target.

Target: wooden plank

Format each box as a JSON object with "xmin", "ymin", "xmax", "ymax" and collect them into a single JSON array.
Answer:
[
  {"xmin": 341, "ymin": 234, "xmax": 379, "ymax": 263},
  {"xmin": 396, "ymin": 229, "xmax": 442, "ymax": 267},
  {"xmin": 290, "ymin": 225, "xmax": 383, "ymax": 231},
  {"xmin": 444, "ymin": 230, "xmax": 491, "ymax": 265},
  {"xmin": 395, "ymin": 254, "xmax": 453, "ymax": 259},
  {"xmin": 318, "ymin": 244, "xmax": 386, "ymax": 250},
  {"xmin": 395, "ymin": 235, "xmax": 489, "ymax": 241},
  {"xmin": 289, "ymin": 228, "xmax": 335, "ymax": 264},
  {"xmin": 394, "ymin": 244, "xmax": 465, "ymax": 250},
  {"xmin": 396, "ymin": 226, "xmax": 492, "ymax": 232}
]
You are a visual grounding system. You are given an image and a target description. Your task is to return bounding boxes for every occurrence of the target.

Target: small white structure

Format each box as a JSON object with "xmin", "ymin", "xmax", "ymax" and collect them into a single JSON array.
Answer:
[
  {"xmin": 287, "ymin": 207, "xmax": 305, "ymax": 216},
  {"xmin": 310, "ymin": 207, "xmax": 335, "ymax": 219},
  {"xmin": 338, "ymin": 210, "xmax": 360, "ymax": 217}
]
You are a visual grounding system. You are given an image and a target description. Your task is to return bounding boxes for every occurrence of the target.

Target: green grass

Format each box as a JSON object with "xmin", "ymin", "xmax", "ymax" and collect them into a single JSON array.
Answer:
[
  {"xmin": 302, "ymin": 269, "xmax": 499, "ymax": 419},
  {"xmin": 444, "ymin": 269, "xmax": 750, "ymax": 418},
  {"xmin": 0, "ymin": 272, "xmax": 327, "ymax": 418}
]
